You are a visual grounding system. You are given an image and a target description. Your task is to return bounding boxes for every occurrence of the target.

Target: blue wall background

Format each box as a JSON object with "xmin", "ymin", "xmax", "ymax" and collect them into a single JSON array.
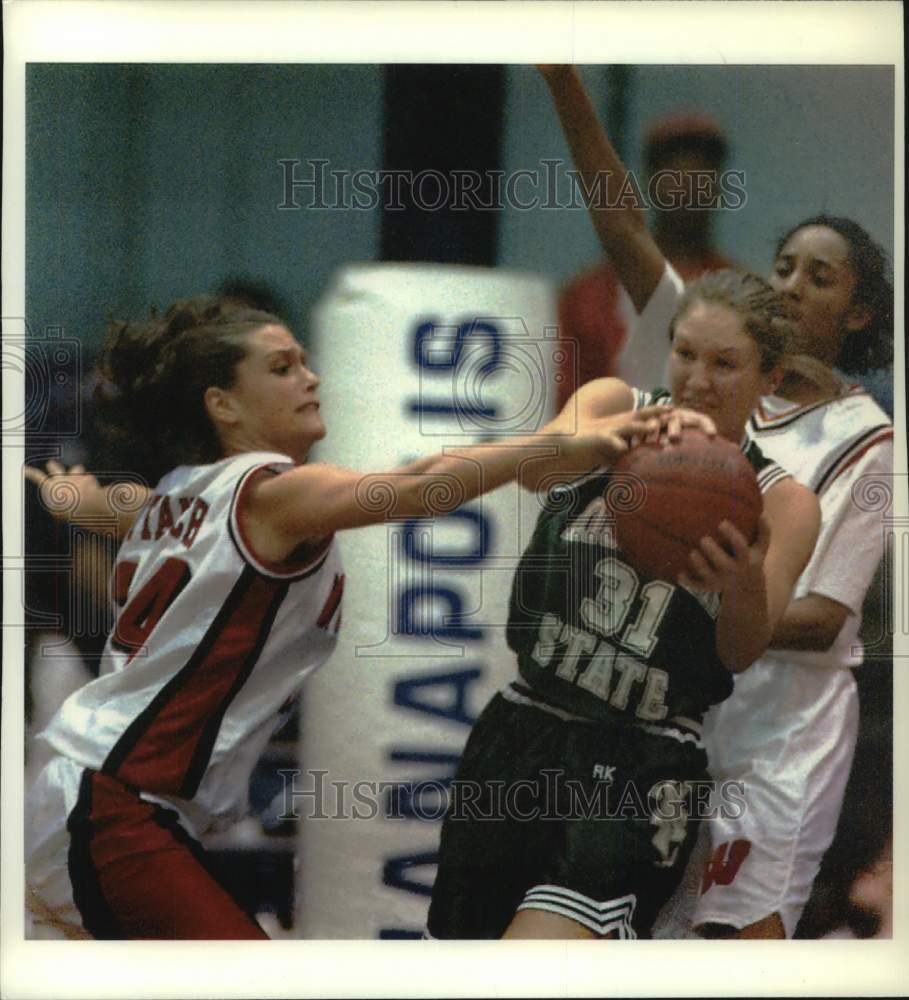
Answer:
[
  {"xmin": 27, "ymin": 64, "xmax": 384, "ymax": 354},
  {"xmin": 27, "ymin": 63, "xmax": 894, "ymax": 354},
  {"xmin": 498, "ymin": 64, "xmax": 894, "ymax": 282}
]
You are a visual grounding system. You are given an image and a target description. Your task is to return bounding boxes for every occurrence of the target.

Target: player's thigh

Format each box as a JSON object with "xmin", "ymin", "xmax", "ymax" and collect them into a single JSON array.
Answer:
[
  {"xmin": 695, "ymin": 674, "xmax": 859, "ymax": 937},
  {"xmin": 517, "ymin": 724, "xmax": 707, "ymax": 938},
  {"xmin": 428, "ymin": 696, "xmax": 563, "ymax": 939},
  {"xmin": 69, "ymin": 770, "xmax": 267, "ymax": 939},
  {"xmin": 503, "ymin": 908, "xmax": 598, "ymax": 939}
]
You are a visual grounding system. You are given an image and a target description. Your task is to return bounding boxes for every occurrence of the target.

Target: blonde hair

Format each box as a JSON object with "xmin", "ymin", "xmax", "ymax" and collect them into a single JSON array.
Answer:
[{"xmin": 670, "ymin": 268, "xmax": 793, "ymax": 373}]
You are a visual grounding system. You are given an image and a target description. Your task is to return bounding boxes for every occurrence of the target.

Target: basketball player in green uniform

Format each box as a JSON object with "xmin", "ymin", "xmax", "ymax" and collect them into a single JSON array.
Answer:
[{"xmin": 427, "ymin": 269, "xmax": 820, "ymax": 939}]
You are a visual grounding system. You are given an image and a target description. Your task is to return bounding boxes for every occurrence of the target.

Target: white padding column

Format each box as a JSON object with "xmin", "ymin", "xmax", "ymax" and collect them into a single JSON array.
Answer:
[{"xmin": 296, "ymin": 264, "xmax": 558, "ymax": 938}]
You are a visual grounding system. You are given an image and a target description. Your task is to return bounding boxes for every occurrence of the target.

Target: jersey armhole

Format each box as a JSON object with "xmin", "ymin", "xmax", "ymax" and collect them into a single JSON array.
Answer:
[
  {"xmin": 633, "ymin": 387, "xmax": 671, "ymax": 410},
  {"xmin": 756, "ymin": 462, "xmax": 792, "ymax": 496},
  {"xmin": 229, "ymin": 464, "xmax": 333, "ymax": 579}
]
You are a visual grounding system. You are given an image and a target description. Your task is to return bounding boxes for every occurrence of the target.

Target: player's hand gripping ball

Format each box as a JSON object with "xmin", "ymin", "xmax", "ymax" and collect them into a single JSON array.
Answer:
[{"xmin": 611, "ymin": 429, "xmax": 762, "ymax": 583}]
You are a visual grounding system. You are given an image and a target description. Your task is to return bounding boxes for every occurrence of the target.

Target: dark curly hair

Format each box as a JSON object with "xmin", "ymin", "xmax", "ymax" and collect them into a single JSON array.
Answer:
[
  {"xmin": 775, "ymin": 215, "xmax": 893, "ymax": 374},
  {"xmin": 670, "ymin": 268, "xmax": 793, "ymax": 373},
  {"xmin": 94, "ymin": 296, "xmax": 281, "ymax": 482}
]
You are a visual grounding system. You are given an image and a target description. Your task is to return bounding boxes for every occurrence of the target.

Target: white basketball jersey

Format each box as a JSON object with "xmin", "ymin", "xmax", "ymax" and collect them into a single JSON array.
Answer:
[
  {"xmin": 629, "ymin": 262, "xmax": 894, "ymax": 669},
  {"xmin": 634, "ymin": 264, "xmax": 893, "ymax": 938},
  {"xmin": 39, "ymin": 452, "xmax": 344, "ymax": 834},
  {"xmin": 748, "ymin": 387, "xmax": 892, "ymax": 669}
]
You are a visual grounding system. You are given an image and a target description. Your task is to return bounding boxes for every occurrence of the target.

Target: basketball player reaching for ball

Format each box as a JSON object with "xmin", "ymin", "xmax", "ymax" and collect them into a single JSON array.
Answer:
[
  {"xmin": 538, "ymin": 64, "xmax": 893, "ymax": 939},
  {"xmin": 23, "ymin": 295, "xmax": 718, "ymax": 940},
  {"xmin": 426, "ymin": 270, "xmax": 820, "ymax": 939}
]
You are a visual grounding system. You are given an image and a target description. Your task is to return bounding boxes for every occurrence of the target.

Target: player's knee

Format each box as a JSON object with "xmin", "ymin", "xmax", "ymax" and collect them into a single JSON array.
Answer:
[
  {"xmin": 696, "ymin": 912, "xmax": 785, "ymax": 939},
  {"xmin": 696, "ymin": 920, "xmax": 738, "ymax": 938}
]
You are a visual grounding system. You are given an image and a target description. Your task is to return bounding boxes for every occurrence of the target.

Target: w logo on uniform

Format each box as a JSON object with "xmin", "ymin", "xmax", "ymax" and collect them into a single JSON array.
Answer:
[
  {"xmin": 701, "ymin": 839, "xmax": 752, "ymax": 893},
  {"xmin": 316, "ymin": 573, "xmax": 345, "ymax": 632}
]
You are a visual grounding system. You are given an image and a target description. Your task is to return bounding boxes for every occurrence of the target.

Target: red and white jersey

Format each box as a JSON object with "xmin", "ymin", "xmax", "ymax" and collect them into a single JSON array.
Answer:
[
  {"xmin": 39, "ymin": 452, "xmax": 344, "ymax": 835},
  {"xmin": 637, "ymin": 262, "xmax": 892, "ymax": 937},
  {"xmin": 630, "ymin": 261, "xmax": 894, "ymax": 668},
  {"xmin": 748, "ymin": 388, "xmax": 892, "ymax": 669}
]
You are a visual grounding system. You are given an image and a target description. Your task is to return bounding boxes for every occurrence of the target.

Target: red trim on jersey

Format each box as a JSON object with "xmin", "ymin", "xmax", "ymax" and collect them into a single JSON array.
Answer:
[
  {"xmin": 753, "ymin": 384, "xmax": 865, "ymax": 427},
  {"xmin": 107, "ymin": 571, "xmax": 281, "ymax": 793},
  {"xmin": 231, "ymin": 464, "xmax": 333, "ymax": 578},
  {"xmin": 74, "ymin": 771, "xmax": 267, "ymax": 939},
  {"xmin": 822, "ymin": 429, "xmax": 894, "ymax": 494},
  {"xmin": 316, "ymin": 573, "xmax": 345, "ymax": 630}
]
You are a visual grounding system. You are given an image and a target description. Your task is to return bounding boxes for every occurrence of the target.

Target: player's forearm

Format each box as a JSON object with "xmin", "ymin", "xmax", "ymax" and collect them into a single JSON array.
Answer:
[
  {"xmin": 542, "ymin": 66, "xmax": 663, "ymax": 311},
  {"xmin": 543, "ymin": 67, "xmax": 641, "ymax": 244},
  {"xmin": 715, "ymin": 576, "xmax": 772, "ymax": 672},
  {"xmin": 390, "ymin": 435, "xmax": 572, "ymax": 515},
  {"xmin": 77, "ymin": 484, "xmax": 147, "ymax": 538},
  {"xmin": 768, "ymin": 594, "xmax": 850, "ymax": 652},
  {"xmin": 25, "ymin": 463, "xmax": 145, "ymax": 539}
]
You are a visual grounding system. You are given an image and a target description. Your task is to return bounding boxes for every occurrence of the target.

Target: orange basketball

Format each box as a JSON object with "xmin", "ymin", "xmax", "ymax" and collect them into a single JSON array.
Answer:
[{"xmin": 610, "ymin": 429, "xmax": 762, "ymax": 583}]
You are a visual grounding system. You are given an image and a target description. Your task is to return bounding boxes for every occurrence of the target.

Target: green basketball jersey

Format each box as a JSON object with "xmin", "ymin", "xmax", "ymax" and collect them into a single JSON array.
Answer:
[{"xmin": 507, "ymin": 389, "xmax": 789, "ymax": 725}]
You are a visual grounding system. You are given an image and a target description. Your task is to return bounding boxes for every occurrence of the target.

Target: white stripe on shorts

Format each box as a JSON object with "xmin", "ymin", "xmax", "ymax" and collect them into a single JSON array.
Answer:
[
  {"xmin": 518, "ymin": 884, "xmax": 637, "ymax": 939},
  {"xmin": 502, "ymin": 682, "xmax": 703, "ymax": 748}
]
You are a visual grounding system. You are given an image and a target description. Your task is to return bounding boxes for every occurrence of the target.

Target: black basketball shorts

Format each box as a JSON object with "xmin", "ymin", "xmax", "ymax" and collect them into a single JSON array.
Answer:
[{"xmin": 426, "ymin": 686, "xmax": 709, "ymax": 939}]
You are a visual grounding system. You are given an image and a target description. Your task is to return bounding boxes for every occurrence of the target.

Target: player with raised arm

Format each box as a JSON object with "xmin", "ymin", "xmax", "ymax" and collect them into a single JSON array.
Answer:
[
  {"xmin": 426, "ymin": 270, "xmax": 820, "ymax": 939},
  {"xmin": 556, "ymin": 106, "xmax": 734, "ymax": 403},
  {"xmin": 23, "ymin": 294, "xmax": 716, "ymax": 940},
  {"xmin": 539, "ymin": 63, "xmax": 893, "ymax": 939}
]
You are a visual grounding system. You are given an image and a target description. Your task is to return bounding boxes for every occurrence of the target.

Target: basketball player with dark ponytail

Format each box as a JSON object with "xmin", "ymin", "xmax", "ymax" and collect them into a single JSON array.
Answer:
[{"xmin": 24, "ymin": 294, "xmax": 714, "ymax": 939}]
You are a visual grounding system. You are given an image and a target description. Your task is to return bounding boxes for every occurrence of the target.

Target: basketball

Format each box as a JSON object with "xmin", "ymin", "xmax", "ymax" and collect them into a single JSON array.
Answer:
[{"xmin": 610, "ymin": 430, "xmax": 762, "ymax": 583}]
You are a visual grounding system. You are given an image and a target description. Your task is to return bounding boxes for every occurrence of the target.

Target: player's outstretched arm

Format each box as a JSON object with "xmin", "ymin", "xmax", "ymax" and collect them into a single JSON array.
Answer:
[
  {"xmin": 546, "ymin": 376, "xmax": 715, "ymax": 441},
  {"xmin": 680, "ymin": 477, "xmax": 820, "ymax": 672},
  {"xmin": 240, "ymin": 399, "xmax": 716, "ymax": 563},
  {"xmin": 24, "ymin": 460, "xmax": 149, "ymax": 538},
  {"xmin": 539, "ymin": 65, "xmax": 667, "ymax": 312}
]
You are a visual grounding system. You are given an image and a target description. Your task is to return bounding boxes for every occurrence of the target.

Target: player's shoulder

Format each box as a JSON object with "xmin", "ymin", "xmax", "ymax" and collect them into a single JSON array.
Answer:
[
  {"xmin": 752, "ymin": 382, "xmax": 890, "ymax": 435},
  {"xmin": 764, "ymin": 472, "xmax": 821, "ymax": 540},
  {"xmin": 661, "ymin": 260, "xmax": 687, "ymax": 293},
  {"xmin": 833, "ymin": 383, "xmax": 892, "ymax": 428},
  {"xmin": 817, "ymin": 385, "xmax": 893, "ymax": 485},
  {"xmin": 160, "ymin": 452, "xmax": 294, "ymax": 495},
  {"xmin": 742, "ymin": 436, "xmax": 790, "ymax": 495}
]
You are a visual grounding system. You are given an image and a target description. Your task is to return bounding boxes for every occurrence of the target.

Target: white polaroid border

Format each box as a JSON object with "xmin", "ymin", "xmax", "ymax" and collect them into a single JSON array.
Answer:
[{"xmin": 2, "ymin": 1, "xmax": 905, "ymax": 998}]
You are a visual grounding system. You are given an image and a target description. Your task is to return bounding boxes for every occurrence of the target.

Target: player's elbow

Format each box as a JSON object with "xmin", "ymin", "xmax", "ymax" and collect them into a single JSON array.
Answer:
[
  {"xmin": 816, "ymin": 600, "xmax": 851, "ymax": 651},
  {"xmin": 807, "ymin": 616, "xmax": 846, "ymax": 652},
  {"xmin": 814, "ymin": 631, "xmax": 838, "ymax": 653},
  {"xmin": 720, "ymin": 649, "xmax": 760, "ymax": 674},
  {"xmin": 717, "ymin": 628, "xmax": 772, "ymax": 674}
]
